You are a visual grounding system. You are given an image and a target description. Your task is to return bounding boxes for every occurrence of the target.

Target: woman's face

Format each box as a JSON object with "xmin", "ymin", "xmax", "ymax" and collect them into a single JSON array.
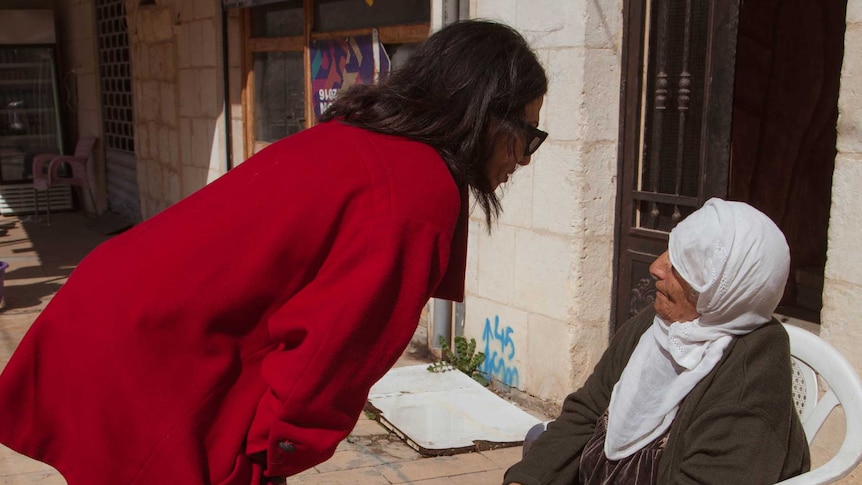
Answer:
[
  {"xmin": 649, "ymin": 251, "xmax": 700, "ymax": 323},
  {"xmin": 486, "ymin": 96, "xmax": 545, "ymax": 190}
]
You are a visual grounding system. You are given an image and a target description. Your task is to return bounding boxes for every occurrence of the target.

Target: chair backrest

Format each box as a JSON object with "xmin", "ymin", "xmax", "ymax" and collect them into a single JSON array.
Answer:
[
  {"xmin": 73, "ymin": 137, "xmax": 97, "ymax": 159},
  {"xmin": 776, "ymin": 324, "xmax": 862, "ymax": 485}
]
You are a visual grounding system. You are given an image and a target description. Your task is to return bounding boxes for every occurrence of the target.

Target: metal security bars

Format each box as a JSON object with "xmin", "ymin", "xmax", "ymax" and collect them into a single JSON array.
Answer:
[
  {"xmin": 95, "ymin": 0, "xmax": 134, "ymax": 154},
  {"xmin": 612, "ymin": 0, "xmax": 739, "ymax": 332}
]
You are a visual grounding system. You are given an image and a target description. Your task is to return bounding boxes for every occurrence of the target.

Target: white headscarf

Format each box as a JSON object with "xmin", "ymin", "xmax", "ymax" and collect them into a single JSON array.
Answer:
[{"xmin": 604, "ymin": 198, "xmax": 790, "ymax": 460}]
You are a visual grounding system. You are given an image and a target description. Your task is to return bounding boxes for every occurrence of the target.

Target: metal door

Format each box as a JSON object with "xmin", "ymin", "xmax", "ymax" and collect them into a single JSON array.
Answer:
[
  {"xmin": 612, "ymin": 0, "xmax": 740, "ymax": 333},
  {"xmin": 95, "ymin": 0, "xmax": 140, "ymax": 222}
]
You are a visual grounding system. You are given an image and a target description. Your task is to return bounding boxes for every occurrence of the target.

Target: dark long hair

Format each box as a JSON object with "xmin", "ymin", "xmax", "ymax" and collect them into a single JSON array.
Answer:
[{"xmin": 320, "ymin": 20, "xmax": 548, "ymax": 226}]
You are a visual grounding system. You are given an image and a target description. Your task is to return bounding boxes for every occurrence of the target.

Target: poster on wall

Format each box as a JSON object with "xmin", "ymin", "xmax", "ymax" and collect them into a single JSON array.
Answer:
[{"xmin": 310, "ymin": 29, "xmax": 391, "ymax": 120}]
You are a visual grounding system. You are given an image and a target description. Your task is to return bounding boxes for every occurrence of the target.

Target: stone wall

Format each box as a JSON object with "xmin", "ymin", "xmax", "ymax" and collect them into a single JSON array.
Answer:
[
  {"xmin": 125, "ymin": 0, "xmax": 240, "ymax": 220},
  {"xmin": 819, "ymin": 2, "xmax": 862, "ymax": 482},
  {"xmin": 464, "ymin": 0, "xmax": 622, "ymax": 407}
]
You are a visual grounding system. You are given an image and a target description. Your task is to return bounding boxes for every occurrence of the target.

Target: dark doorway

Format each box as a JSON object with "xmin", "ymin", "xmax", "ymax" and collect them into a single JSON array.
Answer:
[
  {"xmin": 612, "ymin": 0, "xmax": 846, "ymax": 331},
  {"xmin": 729, "ymin": 0, "xmax": 846, "ymax": 323}
]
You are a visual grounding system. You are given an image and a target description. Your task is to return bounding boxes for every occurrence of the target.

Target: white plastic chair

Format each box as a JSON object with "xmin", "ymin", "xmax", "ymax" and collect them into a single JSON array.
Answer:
[
  {"xmin": 522, "ymin": 324, "xmax": 862, "ymax": 484},
  {"xmin": 776, "ymin": 324, "xmax": 862, "ymax": 484}
]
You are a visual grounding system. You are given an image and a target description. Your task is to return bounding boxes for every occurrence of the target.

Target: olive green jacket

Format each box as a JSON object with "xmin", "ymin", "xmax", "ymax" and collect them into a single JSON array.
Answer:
[{"xmin": 504, "ymin": 308, "xmax": 810, "ymax": 485}]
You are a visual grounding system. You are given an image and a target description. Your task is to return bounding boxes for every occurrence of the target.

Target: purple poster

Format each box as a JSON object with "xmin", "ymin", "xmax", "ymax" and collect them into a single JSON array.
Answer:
[{"xmin": 310, "ymin": 30, "xmax": 391, "ymax": 120}]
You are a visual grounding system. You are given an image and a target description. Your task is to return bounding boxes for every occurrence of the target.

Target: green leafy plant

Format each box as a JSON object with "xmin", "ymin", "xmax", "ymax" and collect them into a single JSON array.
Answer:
[{"xmin": 427, "ymin": 336, "xmax": 488, "ymax": 386}]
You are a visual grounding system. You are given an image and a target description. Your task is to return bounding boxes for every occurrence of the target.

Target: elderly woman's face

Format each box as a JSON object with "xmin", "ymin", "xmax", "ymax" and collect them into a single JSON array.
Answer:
[
  {"xmin": 650, "ymin": 251, "xmax": 700, "ymax": 323},
  {"xmin": 486, "ymin": 96, "xmax": 545, "ymax": 190}
]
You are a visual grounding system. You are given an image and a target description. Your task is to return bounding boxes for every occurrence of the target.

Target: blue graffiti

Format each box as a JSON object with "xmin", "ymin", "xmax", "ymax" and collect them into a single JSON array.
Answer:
[{"xmin": 480, "ymin": 315, "xmax": 520, "ymax": 387}]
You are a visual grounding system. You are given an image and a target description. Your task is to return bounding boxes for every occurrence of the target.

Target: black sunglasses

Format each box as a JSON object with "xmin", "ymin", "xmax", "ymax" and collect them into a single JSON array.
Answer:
[{"xmin": 513, "ymin": 119, "xmax": 548, "ymax": 156}]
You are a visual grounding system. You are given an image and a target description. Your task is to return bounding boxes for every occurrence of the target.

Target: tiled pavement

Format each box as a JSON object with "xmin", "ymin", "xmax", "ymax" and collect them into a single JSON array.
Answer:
[{"xmin": 0, "ymin": 212, "xmax": 538, "ymax": 484}]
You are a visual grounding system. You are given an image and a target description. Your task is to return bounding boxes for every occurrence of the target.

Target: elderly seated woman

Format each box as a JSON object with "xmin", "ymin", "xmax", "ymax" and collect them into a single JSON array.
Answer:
[{"xmin": 504, "ymin": 198, "xmax": 810, "ymax": 485}]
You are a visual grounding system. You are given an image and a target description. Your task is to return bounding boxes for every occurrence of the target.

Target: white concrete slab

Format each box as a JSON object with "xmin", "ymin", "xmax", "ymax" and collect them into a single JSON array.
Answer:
[{"xmin": 367, "ymin": 365, "xmax": 542, "ymax": 455}]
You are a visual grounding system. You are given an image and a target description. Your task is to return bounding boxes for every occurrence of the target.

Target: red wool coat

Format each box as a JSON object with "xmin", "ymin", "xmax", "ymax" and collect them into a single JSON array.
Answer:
[{"xmin": 0, "ymin": 122, "xmax": 467, "ymax": 484}]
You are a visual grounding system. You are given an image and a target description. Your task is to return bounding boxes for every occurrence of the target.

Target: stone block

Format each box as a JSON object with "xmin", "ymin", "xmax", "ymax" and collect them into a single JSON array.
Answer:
[
  {"xmin": 516, "ymin": 0, "xmax": 586, "ymax": 49},
  {"xmin": 147, "ymin": 121, "xmax": 159, "ymax": 165},
  {"xmin": 182, "ymin": 165, "xmax": 208, "ymax": 197},
  {"xmin": 169, "ymin": 128, "xmax": 181, "ymax": 170},
  {"xmin": 585, "ymin": 0, "xmax": 622, "ymax": 50},
  {"xmin": 200, "ymin": 19, "xmax": 219, "ymax": 68},
  {"xmin": 149, "ymin": 43, "xmax": 166, "ymax": 82},
  {"xmin": 165, "ymin": 169, "xmax": 181, "ymax": 204},
  {"xmin": 134, "ymin": 43, "xmax": 150, "ymax": 80},
  {"xmin": 532, "ymin": 141, "xmax": 579, "ymax": 234},
  {"xmin": 568, "ymin": 318, "xmax": 609, "ymax": 387},
  {"xmin": 824, "ymin": 155, "xmax": 862, "ymax": 286},
  {"xmin": 524, "ymin": 314, "xmax": 572, "ymax": 402},
  {"xmin": 199, "ymin": 68, "xmax": 221, "ymax": 118},
  {"xmin": 475, "ymin": 223, "xmax": 517, "ymax": 304},
  {"xmin": 820, "ymin": 280, "xmax": 862, "ymax": 375},
  {"xmin": 140, "ymin": 81, "xmax": 161, "ymax": 121},
  {"xmin": 578, "ymin": 140, "xmax": 618, "ymax": 237},
  {"xmin": 837, "ymin": 24, "xmax": 862, "ymax": 154},
  {"xmin": 463, "ymin": 297, "xmax": 530, "ymax": 391},
  {"xmin": 191, "ymin": 118, "xmax": 212, "ymax": 168},
  {"xmin": 195, "ymin": 0, "xmax": 217, "ymax": 21},
  {"xmin": 465, "ymin": 219, "xmax": 481, "ymax": 296},
  {"xmin": 177, "ymin": 0, "xmax": 195, "ymax": 23},
  {"xmin": 176, "ymin": 24, "xmax": 192, "ymax": 69},
  {"xmin": 152, "ymin": 7, "xmax": 174, "ymax": 42},
  {"xmin": 158, "ymin": 126, "xmax": 171, "ymax": 166},
  {"xmin": 136, "ymin": 123, "xmax": 149, "ymax": 159},
  {"xmin": 473, "ymin": 1, "xmax": 517, "ymax": 26},
  {"xmin": 162, "ymin": 42, "xmax": 177, "ymax": 82},
  {"xmin": 189, "ymin": 20, "xmax": 204, "ymax": 68},
  {"xmin": 847, "ymin": 0, "xmax": 862, "ymax": 23},
  {"xmin": 571, "ymin": 235, "xmax": 615, "ymax": 323},
  {"xmin": 513, "ymin": 230, "xmax": 572, "ymax": 321},
  {"xmin": 178, "ymin": 69, "xmax": 200, "ymax": 117},
  {"xmin": 135, "ymin": 8, "xmax": 156, "ymax": 44},
  {"xmin": 543, "ymin": 47, "xmax": 586, "ymax": 142},
  {"xmin": 160, "ymin": 82, "xmax": 177, "ymax": 126},
  {"xmin": 496, "ymin": 159, "xmax": 534, "ymax": 229},
  {"xmin": 147, "ymin": 162, "xmax": 163, "ymax": 200},
  {"xmin": 179, "ymin": 117, "xmax": 193, "ymax": 166},
  {"xmin": 580, "ymin": 48, "xmax": 622, "ymax": 143}
]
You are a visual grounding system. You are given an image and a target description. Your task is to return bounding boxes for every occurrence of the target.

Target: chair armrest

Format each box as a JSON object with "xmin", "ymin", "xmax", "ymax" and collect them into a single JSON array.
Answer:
[
  {"xmin": 47, "ymin": 156, "xmax": 89, "ymax": 185},
  {"xmin": 32, "ymin": 153, "xmax": 61, "ymax": 178}
]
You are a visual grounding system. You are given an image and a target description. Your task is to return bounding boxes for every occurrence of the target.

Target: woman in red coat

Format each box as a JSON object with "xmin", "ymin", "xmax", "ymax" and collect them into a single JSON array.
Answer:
[{"xmin": 0, "ymin": 20, "xmax": 548, "ymax": 485}]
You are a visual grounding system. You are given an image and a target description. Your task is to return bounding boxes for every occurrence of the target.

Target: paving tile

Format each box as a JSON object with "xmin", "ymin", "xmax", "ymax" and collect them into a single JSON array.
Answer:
[
  {"xmin": 349, "ymin": 417, "xmax": 388, "ymax": 437},
  {"xmin": 0, "ymin": 470, "xmax": 66, "ymax": 485},
  {"xmin": 479, "ymin": 445, "xmax": 523, "ymax": 469},
  {"xmin": 288, "ymin": 467, "xmax": 390, "ymax": 484},
  {"xmin": 0, "ymin": 446, "xmax": 58, "ymax": 478},
  {"xmin": 409, "ymin": 478, "xmax": 456, "ymax": 485},
  {"xmin": 376, "ymin": 452, "xmax": 497, "ymax": 483},
  {"xmin": 448, "ymin": 469, "xmax": 506, "ymax": 485},
  {"xmin": 313, "ymin": 448, "xmax": 390, "ymax": 474}
]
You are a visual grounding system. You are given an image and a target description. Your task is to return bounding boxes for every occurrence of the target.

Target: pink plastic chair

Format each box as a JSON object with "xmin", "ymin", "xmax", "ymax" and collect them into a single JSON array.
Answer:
[{"xmin": 32, "ymin": 137, "xmax": 98, "ymax": 224}]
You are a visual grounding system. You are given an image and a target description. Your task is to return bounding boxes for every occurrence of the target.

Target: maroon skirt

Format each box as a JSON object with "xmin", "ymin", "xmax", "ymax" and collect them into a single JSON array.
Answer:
[{"xmin": 579, "ymin": 410, "xmax": 670, "ymax": 485}]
